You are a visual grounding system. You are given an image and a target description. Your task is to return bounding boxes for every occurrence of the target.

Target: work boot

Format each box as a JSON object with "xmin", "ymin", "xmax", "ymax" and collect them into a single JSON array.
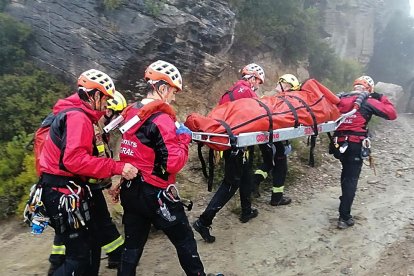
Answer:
[
  {"xmin": 337, "ymin": 217, "xmax": 355, "ymax": 229},
  {"xmin": 107, "ymin": 246, "xmax": 123, "ymax": 269},
  {"xmin": 239, "ymin": 208, "xmax": 258, "ymax": 223},
  {"xmin": 193, "ymin": 219, "xmax": 216, "ymax": 243},
  {"xmin": 270, "ymin": 193, "xmax": 292, "ymax": 206}
]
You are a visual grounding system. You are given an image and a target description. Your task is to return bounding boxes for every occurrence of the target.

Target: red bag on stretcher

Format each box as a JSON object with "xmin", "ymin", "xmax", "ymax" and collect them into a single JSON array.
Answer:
[{"xmin": 185, "ymin": 79, "xmax": 341, "ymax": 151}]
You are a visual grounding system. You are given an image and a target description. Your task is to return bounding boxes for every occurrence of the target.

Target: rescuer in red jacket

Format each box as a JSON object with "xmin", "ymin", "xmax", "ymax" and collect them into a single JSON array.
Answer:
[
  {"xmin": 38, "ymin": 69, "xmax": 138, "ymax": 276},
  {"xmin": 115, "ymin": 60, "xmax": 207, "ymax": 276},
  {"xmin": 218, "ymin": 63, "xmax": 264, "ymax": 104},
  {"xmin": 193, "ymin": 63, "xmax": 265, "ymax": 244},
  {"xmin": 332, "ymin": 75, "xmax": 397, "ymax": 229}
]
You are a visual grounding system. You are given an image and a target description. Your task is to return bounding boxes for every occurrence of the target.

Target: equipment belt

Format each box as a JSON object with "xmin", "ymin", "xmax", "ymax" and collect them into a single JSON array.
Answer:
[
  {"xmin": 334, "ymin": 130, "xmax": 367, "ymax": 137},
  {"xmin": 41, "ymin": 173, "xmax": 83, "ymax": 188}
]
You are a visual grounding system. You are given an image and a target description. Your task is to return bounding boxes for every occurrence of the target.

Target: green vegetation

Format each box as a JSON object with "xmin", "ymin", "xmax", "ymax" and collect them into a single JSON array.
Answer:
[
  {"xmin": 103, "ymin": 0, "xmax": 123, "ymax": 10},
  {"xmin": 230, "ymin": 0, "xmax": 320, "ymax": 64},
  {"xmin": 144, "ymin": 0, "xmax": 166, "ymax": 16},
  {"xmin": 0, "ymin": 70, "xmax": 68, "ymax": 141},
  {"xmin": 0, "ymin": 13, "xmax": 31, "ymax": 75},
  {"xmin": 309, "ymin": 41, "xmax": 364, "ymax": 93},
  {"xmin": 0, "ymin": 0, "xmax": 9, "ymax": 12},
  {"xmin": 229, "ymin": 0, "xmax": 363, "ymax": 92},
  {"xmin": 0, "ymin": 135, "xmax": 37, "ymax": 218},
  {"xmin": 0, "ymin": 12, "xmax": 68, "ymax": 218}
]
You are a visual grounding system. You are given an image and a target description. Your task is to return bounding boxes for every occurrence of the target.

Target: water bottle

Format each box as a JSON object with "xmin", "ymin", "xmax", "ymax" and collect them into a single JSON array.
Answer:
[{"xmin": 31, "ymin": 216, "xmax": 48, "ymax": 235}]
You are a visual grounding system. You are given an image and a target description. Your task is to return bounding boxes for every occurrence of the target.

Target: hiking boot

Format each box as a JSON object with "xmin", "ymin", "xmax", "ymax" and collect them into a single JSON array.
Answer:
[
  {"xmin": 337, "ymin": 217, "xmax": 355, "ymax": 229},
  {"xmin": 270, "ymin": 196, "xmax": 292, "ymax": 206},
  {"xmin": 239, "ymin": 208, "xmax": 258, "ymax": 223},
  {"xmin": 193, "ymin": 219, "xmax": 216, "ymax": 243}
]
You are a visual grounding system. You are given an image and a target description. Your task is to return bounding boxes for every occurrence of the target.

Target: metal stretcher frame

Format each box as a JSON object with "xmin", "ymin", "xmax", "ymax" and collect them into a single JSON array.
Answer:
[{"xmin": 191, "ymin": 109, "xmax": 356, "ymax": 148}]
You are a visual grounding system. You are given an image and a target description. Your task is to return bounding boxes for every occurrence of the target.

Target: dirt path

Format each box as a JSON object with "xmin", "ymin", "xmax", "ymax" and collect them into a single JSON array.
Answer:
[{"xmin": 1, "ymin": 115, "xmax": 414, "ymax": 276}]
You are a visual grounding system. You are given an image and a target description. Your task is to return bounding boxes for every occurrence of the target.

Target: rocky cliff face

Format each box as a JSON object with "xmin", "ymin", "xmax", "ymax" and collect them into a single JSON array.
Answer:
[
  {"xmin": 320, "ymin": 0, "xmax": 410, "ymax": 64},
  {"xmin": 5, "ymin": 0, "xmax": 235, "ymax": 95},
  {"xmin": 4, "ymin": 0, "xmax": 411, "ymax": 101}
]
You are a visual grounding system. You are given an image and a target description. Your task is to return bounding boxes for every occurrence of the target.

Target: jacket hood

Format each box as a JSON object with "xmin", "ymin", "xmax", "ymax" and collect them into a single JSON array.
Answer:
[{"xmin": 53, "ymin": 93, "xmax": 105, "ymax": 122}]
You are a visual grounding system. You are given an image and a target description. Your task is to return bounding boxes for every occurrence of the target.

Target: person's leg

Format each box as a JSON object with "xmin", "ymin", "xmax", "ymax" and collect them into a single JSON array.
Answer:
[
  {"xmin": 198, "ymin": 150, "xmax": 242, "ymax": 226},
  {"xmin": 163, "ymin": 212, "xmax": 205, "ymax": 276},
  {"xmin": 239, "ymin": 146, "xmax": 258, "ymax": 222},
  {"xmin": 194, "ymin": 150, "xmax": 241, "ymax": 242},
  {"xmin": 118, "ymin": 180, "xmax": 152, "ymax": 276},
  {"xmin": 252, "ymin": 144, "xmax": 273, "ymax": 197},
  {"xmin": 53, "ymin": 229, "xmax": 91, "ymax": 276},
  {"xmin": 48, "ymin": 234, "xmax": 65, "ymax": 276},
  {"xmin": 90, "ymin": 189, "xmax": 124, "ymax": 269},
  {"xmin": 42, "ymin": 187, "xmax": 91, "ymax": 276},
  {"xmin": 270, "ymin": 142, "xmax": 291, "ymax": 206},
  {"xmin": 338, "ymin": 142, "xmax": 363, "ymax": 228}
]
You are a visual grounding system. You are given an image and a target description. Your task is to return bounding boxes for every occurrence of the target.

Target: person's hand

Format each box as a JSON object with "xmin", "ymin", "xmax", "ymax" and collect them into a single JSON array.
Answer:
[
  {"xmin": 122, "ymin": 163, "xmax": 138, "ymax": 180},
  {"xmin": 370, "ymin": 92, "xmax": 383, "ymax": 100},
  {"xmin": 108, "ymin": 181, "xmax": 121, "ymax": 203},
  {"xmin": 176, "ymin": 123, "xmax": 192, "ymax": 136}
]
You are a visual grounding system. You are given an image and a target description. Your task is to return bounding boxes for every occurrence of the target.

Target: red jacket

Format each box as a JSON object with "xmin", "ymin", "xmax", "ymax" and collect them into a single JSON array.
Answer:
[
  {"xmin": 218, "ymin": 79, "xmax": 258, "ymax": 105},
  {"xmin": 335, "ymin": 93, "xmax": 397, "ymax": 142},
  {"xmin": 119, "ymin": 102, "xmax": 191, "ymax": 189},
  {"xmin": 39, "ymin": 94, "xmax": 125, "ymax": 179}
]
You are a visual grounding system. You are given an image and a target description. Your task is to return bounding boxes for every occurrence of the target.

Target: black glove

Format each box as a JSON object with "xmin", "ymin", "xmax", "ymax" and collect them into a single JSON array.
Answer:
[{"xmin": 370, "ymin": 92, "xmax": 383, "ymax": 100}]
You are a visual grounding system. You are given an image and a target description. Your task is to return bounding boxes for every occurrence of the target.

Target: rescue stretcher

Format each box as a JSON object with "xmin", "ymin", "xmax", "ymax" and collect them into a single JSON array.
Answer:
[{"xmin": 190, "ymin": 109, "xmax": 356, "ymax": 148}]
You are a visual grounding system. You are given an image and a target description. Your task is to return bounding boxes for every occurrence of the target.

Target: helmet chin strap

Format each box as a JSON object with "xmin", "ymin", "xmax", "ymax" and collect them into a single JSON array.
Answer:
[{"xmin": 279, "ymin": 82, "xmax": 285, "ymax": 92}]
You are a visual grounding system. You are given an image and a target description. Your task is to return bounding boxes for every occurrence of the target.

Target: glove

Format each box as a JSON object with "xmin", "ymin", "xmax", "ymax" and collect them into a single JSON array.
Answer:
[
  {"xmin": 370, "ymin": 92, "xmax": 383, "ymax": 100},
  {"xmin": 176, "ymin": 123, "xmax": 192, "ymax": 136}
]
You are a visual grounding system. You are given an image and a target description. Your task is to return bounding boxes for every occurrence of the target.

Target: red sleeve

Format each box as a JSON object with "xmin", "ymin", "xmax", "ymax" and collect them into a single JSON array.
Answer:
[
  {"xmin": 367, "ymin": 96, "xmax": 397, "ymax": 120},
  {"xmin": 153, "ymin": 114, "xmax": 189, "ymax": 174},
  {"xmin": 62, "ymin": 112, "xmax": 125, "ymax": 178}
]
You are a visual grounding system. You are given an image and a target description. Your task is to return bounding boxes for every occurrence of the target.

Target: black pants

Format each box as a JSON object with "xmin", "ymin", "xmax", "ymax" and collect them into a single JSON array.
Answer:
[
  {"xmin": 256, "ymin": 142, "xmax": 288, "ymax": 188},
  {"xmin": 48, "ymin": 188, "xmax": 123, "ymax": 276},
  {"xmin": 89, "ymin": 188, "xmax": 123, "ymax": 253},
  {"xmin": 119, "ymin": 179, "xmax": 205, "ymax": 276},
  {"xmin": 199, "ymin": 147, "xmax": 254, "ymax": 226},
  {"xmin": 41, "ymin": 186, "xmax": 93, "ymax": 276},
  {"xmin": 338, "ymin": 142, "xmax": 363, "ymax": 220}
]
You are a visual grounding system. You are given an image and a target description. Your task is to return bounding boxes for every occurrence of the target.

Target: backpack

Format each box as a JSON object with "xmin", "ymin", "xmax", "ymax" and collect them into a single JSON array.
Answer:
[{"xmin": 33, "ymin": 107, "xmax": 84, "ymax": 176}]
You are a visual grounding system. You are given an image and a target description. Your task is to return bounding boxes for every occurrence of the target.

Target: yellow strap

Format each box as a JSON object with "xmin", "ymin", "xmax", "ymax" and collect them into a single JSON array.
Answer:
[
  {"xmin": 272, "ymin": 186, "xmax": 284, "ymax": 193},
  {"xmin": 96, "ymin": 144, "xmax": 105, "ymax": 155},
  {"xmin": 51, "ymin": 244, "xmax": 66, "ymax": 255},
  {"xmin": 102, "ymin": 235, "xmax": 124, "ymax": 253},
  {"xmin": 94, "ymin": 124, "xmax": 111, "ymax": 157},
  {"xmin": 254, "ymin": 169, "xmax": 268, "ymax": 179}
]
